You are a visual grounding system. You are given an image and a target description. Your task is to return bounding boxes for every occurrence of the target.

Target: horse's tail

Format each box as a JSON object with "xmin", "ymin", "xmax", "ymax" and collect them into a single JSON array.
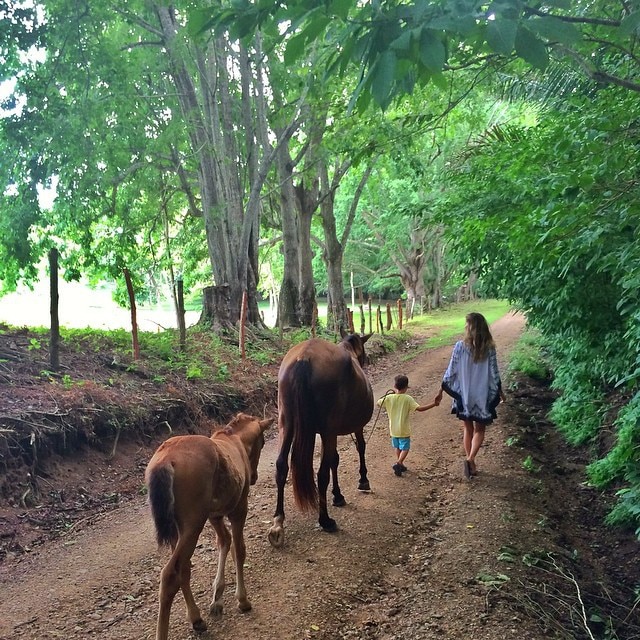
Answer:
[
  {"xmin": 146, "ymin": 463, "xmax": 179, "ymax": 547},
  {"xmin": 286, "ymin": 359, "xmax": 319, "ymax": 512}
]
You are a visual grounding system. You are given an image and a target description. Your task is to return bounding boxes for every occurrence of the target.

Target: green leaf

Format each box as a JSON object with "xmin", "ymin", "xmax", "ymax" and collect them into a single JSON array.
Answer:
[
  {"xmin": 284, "ymin": 32, "xmax": 308, "ymax": 65},
  {"xmin": 486, "ymin": 19, "xmax": 517, "ymax": 55},
  {"xmin": 515, "ymin": 26, "xmax": 549, "ymax": 70},
  {"xmin": 419, "ymin": 30, "xmax": 446, "ymax": 71},
  {"xmin": 187, "ymin": 8, "xmax": 217, "ymax": 37},
  {"xmin": 300, "ymin": 15, "xmax": 330, "ymax": 43},
  {"xmin": 528, "ymin": 16, "xmax": 580, "ymax": 45},
  {"xmin": 390, "ymin": 30, "xmax": 413, "ymax": 53},
  {"xmin": 330, "ymin": 0, "xmax": 352, "ymax": 20},
  {"xmin": 370, "ymin": 51, "xmax": 397, "ymax": 109},
  {"xmin": 619, "ymin": 10, "xmax": 640, "ymax": 37},
  {"xmin": 429, "ymin": 14, "xmax": 476, "ymax": 36}
]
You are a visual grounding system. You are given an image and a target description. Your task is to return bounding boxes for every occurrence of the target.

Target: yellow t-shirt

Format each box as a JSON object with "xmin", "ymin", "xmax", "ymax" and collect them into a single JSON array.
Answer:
[{"xmin": 377, "ymin": 393, "xmax": 420, "ymax": 438}]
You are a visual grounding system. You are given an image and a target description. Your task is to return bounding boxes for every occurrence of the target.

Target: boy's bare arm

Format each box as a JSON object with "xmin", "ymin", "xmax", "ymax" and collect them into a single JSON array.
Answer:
[{"xmin": 416, "ymin": 400, "xmax": 439, "ymax": 412}]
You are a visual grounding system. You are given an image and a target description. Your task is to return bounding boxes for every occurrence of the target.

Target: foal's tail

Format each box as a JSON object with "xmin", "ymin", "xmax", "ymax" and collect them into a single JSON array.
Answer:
[
  {"xmin": 146, "ymin": 463, "xmax": 179, "ymax": 547},
  {"xmin": 286, "ymin": 359, "xmax": 319, "ymax": 512}
]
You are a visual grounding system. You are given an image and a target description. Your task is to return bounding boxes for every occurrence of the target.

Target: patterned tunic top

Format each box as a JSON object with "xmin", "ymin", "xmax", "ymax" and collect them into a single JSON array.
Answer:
[{"xmin": 442, "ymin": 340, "xmax": 502, "ymax": 424}]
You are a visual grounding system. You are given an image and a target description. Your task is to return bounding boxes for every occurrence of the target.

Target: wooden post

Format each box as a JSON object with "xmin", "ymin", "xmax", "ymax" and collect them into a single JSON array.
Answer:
[
  {"xmin": 123, "ymin": 267, "xmax": 140, "ymax": 360},
  {"xmin": 49, "ymin": 248, "xmax": 60, "ymax": 372},
  {"xmin": 176, "ymin": 277, "xmax": 186, "ymax": 351},
  {"xmin": 239, "ymin": 290, "xmax": 248, "ymax": 359},
  {"xmin": 377, "ymin": 306, "xmax": 384, "ymax": 334},
  {"xmin": 386, "ymin": 303, "xmax": 392, "ymax": 331},
  {"xmin": 397, "ymin": 298, "xmax": 403, "ymax": 330},
  {"xmin": 347, "ymin": 308, "xmax": 355, "ymax": 333},
  {"xmin": 359, "ymin": 304, "xmax": 365, "ymax": 335},
  {"xmin": 311, "ymin": 301, "xmax": 318, "ymax": 338},
  {"xmin": 368, "ymin": 298, "xmax": 373, "ymax": 333}
]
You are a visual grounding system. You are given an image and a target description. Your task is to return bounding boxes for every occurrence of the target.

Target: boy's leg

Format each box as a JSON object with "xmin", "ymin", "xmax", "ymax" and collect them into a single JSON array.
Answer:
[{"xmin": 397, "ymin": 438, "xmax": 410, "ymax": 469}]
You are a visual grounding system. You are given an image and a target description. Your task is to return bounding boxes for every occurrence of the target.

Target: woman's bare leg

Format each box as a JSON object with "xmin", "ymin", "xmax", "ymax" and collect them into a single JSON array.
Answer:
[
  {"xmin": 468, "ymin": 422, "xmax": 486, "ymax": 472},
  {"xmin": 462, "ymin": 421, "xmax": 474, "ymax": 458}
]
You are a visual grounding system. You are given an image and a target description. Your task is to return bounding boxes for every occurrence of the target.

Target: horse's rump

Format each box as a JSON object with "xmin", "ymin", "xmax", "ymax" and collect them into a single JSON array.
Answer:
[
  {"xmin": 146, "ymin": 463, "xmax": 178, "ymax": 547},
  {"xmin": 281, "ymin": 358, "xmax": 320, "ymax": 512}
]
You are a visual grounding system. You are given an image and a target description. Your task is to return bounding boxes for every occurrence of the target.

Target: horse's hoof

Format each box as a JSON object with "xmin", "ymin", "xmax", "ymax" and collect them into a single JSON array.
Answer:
[
  {"xmin": 333, "ymin": 495, "xmax": 347, "ymax": 507},
  {"xmin": 192, "ymin": 618, "xmax": 208, "ymax": 633},
  {"xmin": 238, "ymin": 599, "xmax": 252, "ymax": 613},
  {"xmin": 210, "ymin": 602, "xmax": 223, "ymax": 618},
  {"xmin": 268, "ymin": 526, "xmax": 285, "ymax": 548},
  {"xmin": 358, "ymin": 481, "xmax": 371, "ymax": 491},
  {"xmin": 320, "ymin": 517, "xmax": 338, "ymax": 533}
]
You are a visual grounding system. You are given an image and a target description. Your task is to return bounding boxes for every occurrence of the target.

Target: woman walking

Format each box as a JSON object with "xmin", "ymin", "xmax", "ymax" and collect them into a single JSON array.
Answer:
[{"xmin": 435, "ymin": 312, "xmax": 506, "ymax": 478}]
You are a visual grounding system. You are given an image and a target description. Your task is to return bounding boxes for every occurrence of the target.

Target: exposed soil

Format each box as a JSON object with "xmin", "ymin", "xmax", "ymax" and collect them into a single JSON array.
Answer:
[{"xmin": 0, "ymin": 313, "xmax": 638, "ymax": 640}]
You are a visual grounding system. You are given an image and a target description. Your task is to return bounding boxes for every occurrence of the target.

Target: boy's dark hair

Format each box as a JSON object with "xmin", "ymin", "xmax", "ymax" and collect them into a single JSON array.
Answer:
[{"xmin": 394, "ymin": 375, "xmax": 409, "ymax": 390}]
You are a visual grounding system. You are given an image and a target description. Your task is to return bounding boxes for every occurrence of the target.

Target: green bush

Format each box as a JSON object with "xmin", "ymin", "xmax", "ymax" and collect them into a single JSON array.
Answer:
[
  {"xmin": 507, "ymin": 329, "xmax": 549, "ymax": 381},
  {"xmin": 588, "ymin": 392, "xmax": 640, "ymax": 536}
]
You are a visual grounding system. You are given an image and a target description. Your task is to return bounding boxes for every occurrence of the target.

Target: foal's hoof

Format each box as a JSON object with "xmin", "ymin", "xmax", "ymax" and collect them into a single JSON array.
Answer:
[
  {"xmin": 238, "ymin": 599, "xmax": 252, "ymax": 613},
  {"xmin": 268, "ymin": 525, "xmax": 285, "ymax": 548},
  {"xmin": 192, "ymin": 618, "xmax": 208, "ymax": 633},
  {"xmin": 319, "ymin": 517, "xmax": 338, "ymax": 533},
  {"xmin": 333, "ymin": 495, "xmax": 347, "ymax": 507},
  {"xmin": 210, "ymin": 602, "xmax": 223, "ymax": 618},
  {"xmin": 358, "ymin": 480, "xmax": 371, "ymax": 492}
]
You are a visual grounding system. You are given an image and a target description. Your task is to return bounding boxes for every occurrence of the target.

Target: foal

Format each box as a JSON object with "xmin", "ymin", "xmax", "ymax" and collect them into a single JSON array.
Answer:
[{"xmin": 145, "ymin": 412, "xmax": 274, "ymax": 640}]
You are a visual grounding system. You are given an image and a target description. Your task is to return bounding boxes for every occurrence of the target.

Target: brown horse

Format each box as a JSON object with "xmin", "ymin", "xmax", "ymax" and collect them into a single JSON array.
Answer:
[
  {"xmin": 268, "ymin": 330, "xmax": 373, "ymax": 547},
  {"xmin": 145, "ymin": 412, "xmax": 274, "ymax": 640}
]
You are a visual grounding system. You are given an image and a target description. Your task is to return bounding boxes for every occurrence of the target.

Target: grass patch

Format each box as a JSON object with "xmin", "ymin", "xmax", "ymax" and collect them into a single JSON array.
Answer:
[
  {"xmin": 507, "ymin": 328, "xmax": 550, "ymax": 381},
  {"xmin": 404, "ymin": 299, "xmax": 512, "ymax": 356}
]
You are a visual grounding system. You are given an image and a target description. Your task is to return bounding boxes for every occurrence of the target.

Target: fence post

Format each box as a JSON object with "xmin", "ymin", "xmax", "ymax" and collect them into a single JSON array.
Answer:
[{"xmin": 240, "ymin": 290, "xmax": 248, "ymax": 359}]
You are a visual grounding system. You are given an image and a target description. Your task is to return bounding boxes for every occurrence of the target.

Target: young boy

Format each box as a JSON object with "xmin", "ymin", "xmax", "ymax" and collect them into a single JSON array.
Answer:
[{"xmin": 378, "ymin": 374, "xmax": 439, "ymax": 476}]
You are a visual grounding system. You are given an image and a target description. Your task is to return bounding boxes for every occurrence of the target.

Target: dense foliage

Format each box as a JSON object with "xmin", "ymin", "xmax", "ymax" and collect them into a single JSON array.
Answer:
[{"xmin": 437, "ymin": 83, "xmax": 640, "ymax": 534}]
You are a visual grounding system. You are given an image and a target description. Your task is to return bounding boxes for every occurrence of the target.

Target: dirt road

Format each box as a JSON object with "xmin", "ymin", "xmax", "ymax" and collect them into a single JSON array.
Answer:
[{"xmin": 1, "ymin": 313, "xmax": 545, "ymax": 639}]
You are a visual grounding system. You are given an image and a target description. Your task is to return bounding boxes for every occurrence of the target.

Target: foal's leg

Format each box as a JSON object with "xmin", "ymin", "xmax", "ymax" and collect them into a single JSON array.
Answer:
[
  {"xmin": 354, "ymin": 428, "xmax": 371, "ymax": 491},
  {"xmin": 228, "ymin": 510, "xmax": 252, "ymax": 613},
  {"xmin": 317, "ymin": 437, "xmax": 338, "ymax": 532},
  {"xmin": 156, "ymin": 529, "xmax": 206, "ymax": 640},
  {"xmin": 268, "ymin": 423, "xmax": 293, "ymax": 548},
  {"xmin": 209, "ymin": 517, "xmax": 231, "ymax": 617}
]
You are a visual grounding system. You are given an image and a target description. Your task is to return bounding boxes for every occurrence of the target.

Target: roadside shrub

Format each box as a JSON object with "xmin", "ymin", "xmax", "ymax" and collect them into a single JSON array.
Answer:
[
  {"xmin": 507, "ymin": 329, "xmax": 550, "ymax": 381},
  {"xmin": 548, "ymin": 388, "xmax": 604, "ymax": 446},
  {"xmin": 587, "ymin": 391, "xmax": 640, "ymax": 537}
]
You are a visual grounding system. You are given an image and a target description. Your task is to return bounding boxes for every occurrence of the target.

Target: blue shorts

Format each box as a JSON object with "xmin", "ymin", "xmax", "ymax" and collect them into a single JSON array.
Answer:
[{"xmin": 391, "ymin": 437, "xmax": 411, "ymax": 451}]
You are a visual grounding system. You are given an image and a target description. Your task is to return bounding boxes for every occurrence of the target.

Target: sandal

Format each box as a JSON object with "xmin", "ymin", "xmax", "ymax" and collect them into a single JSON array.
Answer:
[{"xmin": 463, "ymin": 459, "xmax": 471, "ymax": 479}]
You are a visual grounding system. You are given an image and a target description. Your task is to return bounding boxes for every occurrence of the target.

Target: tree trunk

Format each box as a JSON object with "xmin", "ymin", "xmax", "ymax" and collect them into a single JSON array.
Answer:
[
  {"xmin": 154, "ymin": 7, "xmax": 287, "ymax": 329},
  {"xmin": 295, "ymin": 179, "xmax": 318, "ymax": 326},
  {"xmin": 201, "ymin": 285, "xmax": 232, "ymax": 332},
  {"xmin": 276, "ymin": 142, "xmax": 302, "ymax": 328}
]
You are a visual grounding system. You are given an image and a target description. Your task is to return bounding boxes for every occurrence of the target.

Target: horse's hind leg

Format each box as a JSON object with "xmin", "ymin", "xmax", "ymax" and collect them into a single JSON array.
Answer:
[
  {"xmin": 157, "ymin": 532, "xmax": 206, "ymax": 640},
  {"xmin": 209, "ymin": 517, "xmax": 231, "ymax": 617},
  {"xmin": 228, "ymin": 512, "xmax": 252, "ymax": 613},
  {"xmin": 331, "ymin": 450, "xmax": 346, "ymax": 507},
  {"xmin": 268, "ymin": 426, "xmax": 292, "ymax": 548},
  {"xmin": 317, "ymin": 441, "xmax": 338, "ymax": 532},
  {"xmin": 354, "ymin": 430, "xmax": 371, "ymax": 491}
]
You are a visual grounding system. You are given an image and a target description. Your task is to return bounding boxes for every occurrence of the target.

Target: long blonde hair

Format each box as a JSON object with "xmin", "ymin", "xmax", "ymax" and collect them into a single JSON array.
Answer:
[{"xmin": 464, "ymin": 312, "xmax": 495, "ymax": 362}]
